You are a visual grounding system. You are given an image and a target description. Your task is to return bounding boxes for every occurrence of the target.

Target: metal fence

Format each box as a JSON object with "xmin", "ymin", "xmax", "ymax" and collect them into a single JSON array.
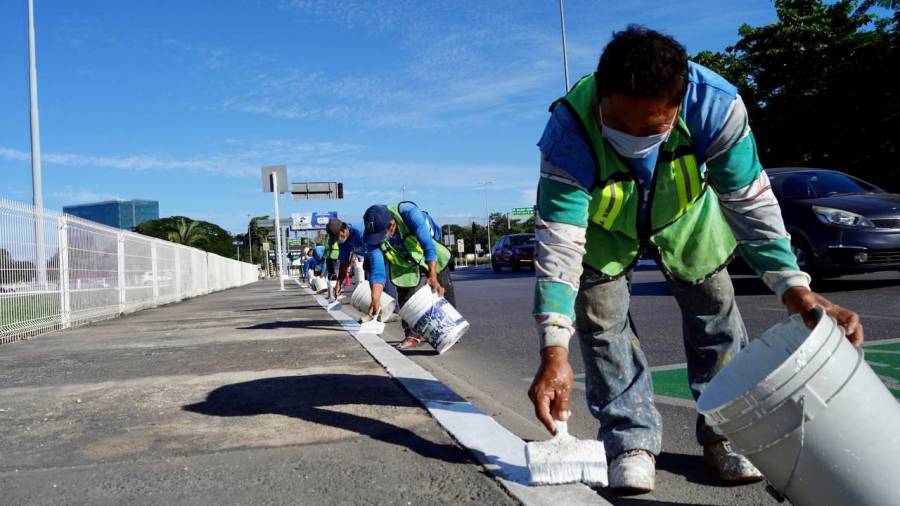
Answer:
[{"xmin": 0, "ymin": 198, "xmax": 259, "ymax": 345}]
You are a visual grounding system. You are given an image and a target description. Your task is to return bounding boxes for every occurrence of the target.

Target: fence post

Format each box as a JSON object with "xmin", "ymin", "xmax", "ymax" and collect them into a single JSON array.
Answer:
[
  {"xmin": 117, "ymin": 234, "xmax": 126, "ymax": 313},
  {"xmin": 57, "ymin": 216, "xmax": 71, "ymax": 329},
  {"xmin": 151, "ymin": 240, "xmax": 159, "ymax": 304}
]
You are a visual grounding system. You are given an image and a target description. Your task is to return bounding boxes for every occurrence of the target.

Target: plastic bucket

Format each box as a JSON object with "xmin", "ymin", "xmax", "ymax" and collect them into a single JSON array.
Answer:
[
  {"xmin": 310, "ymin": 276, "xmax": 328, "ymax": 293},
  {"xmin": 398, "ymin": 285, "xmax": 469, "ymax": 354},
  {"xmin": 697, "ymin": 308, "xmax": 900, "ymax": 505},
  {"xmin": 349, "ymin": 281, "xmax": 396, "ymax": 322}
]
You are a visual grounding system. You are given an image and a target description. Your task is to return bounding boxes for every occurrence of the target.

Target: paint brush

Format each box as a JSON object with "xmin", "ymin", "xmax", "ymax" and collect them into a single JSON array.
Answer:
[{"xmin": 525, "ymin": 420, "xmax": 607, "ymax": 487}]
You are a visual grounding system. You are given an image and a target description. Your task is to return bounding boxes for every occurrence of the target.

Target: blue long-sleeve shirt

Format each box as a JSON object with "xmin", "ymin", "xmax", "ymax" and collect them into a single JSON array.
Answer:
[
  {"xmin": 367, "ymin": 203, "xmax": 439, "ymax": 286},
  {"xmin": 338, "ymin": 223, "xmax": 366, "ymax": 262}
]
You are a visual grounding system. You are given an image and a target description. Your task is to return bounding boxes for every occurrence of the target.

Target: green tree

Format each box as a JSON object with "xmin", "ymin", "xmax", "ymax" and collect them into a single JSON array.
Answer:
[
  {"xmin": 135, "ymin": 216, "xmax": 234, "ymax": 257},
  {"xmin": 166, "ymin": 218, "xmax": 209, "ymax": 248},
  {"xmin": 694, "ymin": 0, "xmax": 899, "ymax": 190}
]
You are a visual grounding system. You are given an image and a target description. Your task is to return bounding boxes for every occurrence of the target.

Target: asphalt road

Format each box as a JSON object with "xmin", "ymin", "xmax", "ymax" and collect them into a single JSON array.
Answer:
[{"xmin": 399, "ymin": 264, "xmax": 900, "ymax": 505}]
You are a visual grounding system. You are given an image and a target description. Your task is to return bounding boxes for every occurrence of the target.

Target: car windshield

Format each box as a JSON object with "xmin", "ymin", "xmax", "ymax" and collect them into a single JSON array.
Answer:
[
  {"xmin": 774, "ymin": 171, "xmax": 880, "ymax": 199},
  {"xmin": 509, "ymin": 235, "xmax": 535, "ymax": 246}
]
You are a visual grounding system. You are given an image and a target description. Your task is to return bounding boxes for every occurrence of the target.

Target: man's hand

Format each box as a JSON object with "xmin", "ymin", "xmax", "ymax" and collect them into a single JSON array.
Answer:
[
  {"xmin": 528, "ymin": 346, "xmax": 574, "ymax": 434},
  {"xmin": 426, "ymin": 273, "xmax": 444, "ymax": 297},
  {"xmin": 783, "ymin": 286, "xmax": 863, "ymax": 347},
  {"xmin": 426, "ymin": 261, "xmax": 444, "ymax": 297},
  {"xmin": 368, "ymin": 283, "xmax": 383, "ymax": 318}
]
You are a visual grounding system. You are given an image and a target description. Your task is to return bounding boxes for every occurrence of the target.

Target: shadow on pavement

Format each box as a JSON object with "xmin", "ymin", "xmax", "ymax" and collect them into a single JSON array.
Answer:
[
  {"xmin": 239, "ymin": 305, "xmax": 322, "ymax": 312},
  {"xmin": 238, "ymin": 319, "xmax": 343, "ymax": 331},
  {"xmin": 183, "ymin": 374, "xmax": 478, "ymax": 464}
]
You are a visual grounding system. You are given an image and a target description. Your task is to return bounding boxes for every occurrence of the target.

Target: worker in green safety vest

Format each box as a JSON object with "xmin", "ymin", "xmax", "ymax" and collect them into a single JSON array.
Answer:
[
  {"xmin": 362, "ymin": 202, "xmax": 456, "ymax": 350},
  {"xmin": 528, "ymin": 26, "xmax": 863, "ymax": 494}
]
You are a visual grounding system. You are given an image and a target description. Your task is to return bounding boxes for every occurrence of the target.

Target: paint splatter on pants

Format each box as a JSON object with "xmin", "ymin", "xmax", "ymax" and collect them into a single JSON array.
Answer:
[{"xmin": 575, "ymin": 266, "xmax": 748, "ymax": 457}]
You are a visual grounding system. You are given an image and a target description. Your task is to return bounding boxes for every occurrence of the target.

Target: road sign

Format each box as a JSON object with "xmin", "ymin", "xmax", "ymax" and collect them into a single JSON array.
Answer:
[
  {"xmin": 262, "ymin": 242, "xmax": 270, "ymax": 252},
  {"xmin": 511, "ymin": 206, "xmax": 534, "ymax": 217},
  {"xmin": 261, "ymin": 165, "xmax": 288, "ymax": 193},
  {"xmin": 475, "ymin": 243, "xmax": 482, "ymax": 254},
  {"xmin": 291, "ymin": 182, "xmax": 344, "ymax": 200},
  {"xmin": 256, "ymin": 218, "xmax": 292, "ymax": 228},
  {"xmin": 232, "ymin": 240, "xmax": 242, "ymax": 246},
  {"xmin": 291, "ymin": 211, "xmax": 337, "ymax": 230},
  {"xmin": 456, "ymin": 239, "xmax": 464, "ymax": 253},
  {"xmin": 443, "ymin": 233, "xmax": 455, "ymax": 246},
  {"xmin": 287, "ymin": 238, "xmax": 302, "ymax": 252}
]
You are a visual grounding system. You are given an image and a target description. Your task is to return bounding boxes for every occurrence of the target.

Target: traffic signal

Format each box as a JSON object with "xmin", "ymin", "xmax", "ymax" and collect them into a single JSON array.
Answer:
[{"xmin": 337, "ymin": 182, "xmax": 344, "ymax": 199}]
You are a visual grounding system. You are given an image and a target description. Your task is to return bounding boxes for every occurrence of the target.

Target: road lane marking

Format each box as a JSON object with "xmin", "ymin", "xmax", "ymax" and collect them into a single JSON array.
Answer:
[{"xmin": 297, "ymin": 280, "xmax": 610, "ymax": 506}]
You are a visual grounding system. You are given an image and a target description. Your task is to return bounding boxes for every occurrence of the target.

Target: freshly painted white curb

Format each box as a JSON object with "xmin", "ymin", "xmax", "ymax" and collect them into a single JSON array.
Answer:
[{"xmin": 297, "ymin": 281, "xmax": 610, "ymax": 506}]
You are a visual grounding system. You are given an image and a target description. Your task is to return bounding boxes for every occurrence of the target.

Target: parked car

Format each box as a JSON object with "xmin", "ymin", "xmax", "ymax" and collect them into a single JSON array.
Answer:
[
  {"xmin": 766, "ymin": 168, "xmax": 900, "ymax": 279},
  {"xmin": 491, "ymin": 233, "xmax": 535, "ymax": 272}
]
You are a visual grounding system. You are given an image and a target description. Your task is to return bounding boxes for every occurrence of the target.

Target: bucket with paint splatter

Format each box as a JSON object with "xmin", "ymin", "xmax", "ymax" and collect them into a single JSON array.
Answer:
[
  {"xmin": 698, "ymin": 307, "xmax": 900, "ymax": 505},
  {"xmin": 398, "ymin": 285, "xmax": 469, "ymax": 354},
  {"xmin": 350, "ymin": 280, "xmax": 396, "ymax": 322}
]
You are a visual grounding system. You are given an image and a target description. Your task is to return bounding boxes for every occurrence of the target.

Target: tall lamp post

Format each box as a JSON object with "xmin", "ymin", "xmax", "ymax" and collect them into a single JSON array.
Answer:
[
  {"xmin": 28, "ymin": 0, "xmax": 46, "ymax": 286},
  {"xmin": 247, "ymin": 214, "xmax": 253, "ymax": 264},
  {"xmin": 558, "ymin": 0, "xmax": 570, "ymax": 92},
  {"xmin": 479, "ymin": 181, "xmax": 494, "ymax": 254}
]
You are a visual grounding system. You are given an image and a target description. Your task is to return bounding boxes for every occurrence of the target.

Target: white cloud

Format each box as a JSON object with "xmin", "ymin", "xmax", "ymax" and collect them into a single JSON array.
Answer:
[
  {"xmin": 52, "ymin": 188, "xmax": 122, "ymax": 205},
  {"xmin": 0, "ymin": 141, "xmax": 363, "ymax": 178}
]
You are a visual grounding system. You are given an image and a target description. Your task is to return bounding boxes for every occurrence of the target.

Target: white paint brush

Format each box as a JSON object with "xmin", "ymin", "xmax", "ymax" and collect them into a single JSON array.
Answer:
[{"xmin": 525, "ymin": 420, "xmax": 607, "ymax": 487}]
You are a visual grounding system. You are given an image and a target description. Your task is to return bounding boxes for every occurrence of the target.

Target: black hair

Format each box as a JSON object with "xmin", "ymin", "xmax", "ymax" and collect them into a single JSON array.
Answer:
[{"xmin": 596, "ymin": 25, "xmax": 688, "ymax": 105}]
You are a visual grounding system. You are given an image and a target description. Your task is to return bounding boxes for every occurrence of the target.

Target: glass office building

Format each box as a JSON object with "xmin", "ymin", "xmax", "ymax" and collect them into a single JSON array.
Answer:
[{"xmin": 63, "ymin": 200, "xmax": 160, "ymax": 230}]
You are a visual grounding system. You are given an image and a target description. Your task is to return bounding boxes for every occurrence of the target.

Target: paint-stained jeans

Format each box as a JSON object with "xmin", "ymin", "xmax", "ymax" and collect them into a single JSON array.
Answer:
[{"xmin": 575, "ymin": 266, "xmax": 748, "ymax": 457}]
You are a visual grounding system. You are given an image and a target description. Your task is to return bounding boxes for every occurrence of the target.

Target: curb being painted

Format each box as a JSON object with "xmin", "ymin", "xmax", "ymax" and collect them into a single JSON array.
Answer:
[{"xmin": 296, "ymin": 281, "xmax": 609, "ymax": 506}]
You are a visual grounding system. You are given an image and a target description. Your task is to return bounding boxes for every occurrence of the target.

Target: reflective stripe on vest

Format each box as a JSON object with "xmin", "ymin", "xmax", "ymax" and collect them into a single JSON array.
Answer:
[{"xmin": 590, "ymin": 180, "xmax": 625, "ymax": 229}]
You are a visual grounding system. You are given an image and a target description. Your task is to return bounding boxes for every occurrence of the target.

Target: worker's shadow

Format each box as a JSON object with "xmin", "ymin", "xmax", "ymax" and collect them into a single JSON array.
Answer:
[
  {"xmin": 183, "ymin": 374, "xmax": 507, "ymax": 471},
  {"xmin": 237, "ymin": 319, "xmax": 343, "ymax": 332}
]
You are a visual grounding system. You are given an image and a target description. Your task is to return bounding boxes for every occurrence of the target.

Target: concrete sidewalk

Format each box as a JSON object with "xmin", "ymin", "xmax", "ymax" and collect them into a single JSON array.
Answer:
[{"xmin": 0, "ymin": 280, "xmax": 517, "ymax": 505}]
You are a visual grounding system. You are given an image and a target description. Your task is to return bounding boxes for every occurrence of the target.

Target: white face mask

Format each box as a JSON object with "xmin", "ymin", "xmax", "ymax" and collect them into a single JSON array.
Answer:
[
  {"xmin": 337, "ymin": 236, "xmax": 347, "ymax": 244},
  {"xmin": 599, "ymin": 106, "xmax": 676, "ymax": 159}
]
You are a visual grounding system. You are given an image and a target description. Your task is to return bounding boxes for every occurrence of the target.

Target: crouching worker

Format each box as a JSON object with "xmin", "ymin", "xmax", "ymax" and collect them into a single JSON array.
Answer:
[
  {"xmin": 362, "ymin": 202, "xmax": 456, "ymax": 350},
  {"xmin": 326, "ymin": 218, "xmax": 367, "ymax": 300}
]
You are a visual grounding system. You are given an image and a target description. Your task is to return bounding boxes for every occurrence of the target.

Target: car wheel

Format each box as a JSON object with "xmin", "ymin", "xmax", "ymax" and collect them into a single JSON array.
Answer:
[
  {"xmin": 791, "ymin": 238, "xmax": 821, "ymax": 281},
  {"xmin": 511, "ymin": 256, "xmax": 521, "ymax": 272},
  {"xmin": 491, "ymin": 260, "xmax": 501, "ymax": 273}
]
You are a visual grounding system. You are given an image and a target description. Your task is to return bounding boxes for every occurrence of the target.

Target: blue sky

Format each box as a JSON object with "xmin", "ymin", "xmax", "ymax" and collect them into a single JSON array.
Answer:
[{"xmin": 1, "ymin": 0, "xmax": 779, "ymax": 233}]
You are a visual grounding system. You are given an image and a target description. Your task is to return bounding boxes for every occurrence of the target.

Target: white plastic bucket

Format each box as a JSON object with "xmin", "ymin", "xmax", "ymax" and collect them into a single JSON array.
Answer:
[
  {"xmin": 697, "ymin": 308, "xmax": 900, "ymax": 505},
  {"xmin": 349, "ymin": 281, "xmax": 396, "ymax": 322},
  {"xmin": 310, "ymin": 276, "xmax": 328, "ymax": 293},
  {"xmin": 398, "ymin": 285, "xmax": 469, "ymax": 355}
]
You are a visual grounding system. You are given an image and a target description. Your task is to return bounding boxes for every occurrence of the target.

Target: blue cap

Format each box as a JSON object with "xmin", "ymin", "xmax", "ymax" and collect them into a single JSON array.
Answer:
[{"xmin": 363, "ymin": 205, "xmax": 393, "ymax": 245}]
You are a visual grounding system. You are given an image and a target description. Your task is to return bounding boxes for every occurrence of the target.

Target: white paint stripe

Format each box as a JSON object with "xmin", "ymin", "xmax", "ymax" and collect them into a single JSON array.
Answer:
[
  {"xmin": 866, "ymin": 337, "xmax": 900, "ymax": 346},
  {"xmin": 758, "ymin": 307, "xmax": 900, "ymax": 322},
  {"xmin": 650, "ymin": 362, "xmax": 687, "ymax": 372},
  {"xmin": 297, "ymin": 283, "xmax": 610, "ymax": 506},
  {"xmin": 654, "ymin": 395, "xmax": 697, "ymax": 409}
]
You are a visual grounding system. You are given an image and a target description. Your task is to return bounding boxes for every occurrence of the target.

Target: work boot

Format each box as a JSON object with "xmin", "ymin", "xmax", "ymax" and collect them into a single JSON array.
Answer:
[
  {"xmin": 608, "ymin": 449, "xmax": 655, "ymax": 495},
  {"xmin": 703, "ymin": 440, "xmax": 764, "ymax": 483}
]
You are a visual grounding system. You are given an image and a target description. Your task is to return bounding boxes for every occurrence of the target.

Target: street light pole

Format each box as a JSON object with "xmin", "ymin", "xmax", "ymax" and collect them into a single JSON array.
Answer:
[
  {"xmin": 558, "ymin": 0, "xmax": 571, "ymax": 92},
  {"xmin": 480, "ymin": 181, "xmax": 494, "ymax": 253},
  {"xmin": 271, "ymin": 172, "xmax": 285, "ymax": 291},
  {"xmin": 27, "ymin": 0, "xmax": 46, "ymax": 286},
  {"xmin": 247, "ymin": 214, "xmax": 253, "ymax": 264}
]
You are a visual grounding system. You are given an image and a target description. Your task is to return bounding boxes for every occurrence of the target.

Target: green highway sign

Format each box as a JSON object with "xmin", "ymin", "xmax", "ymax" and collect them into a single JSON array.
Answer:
[{"xmin": 511, "ymin": 207, "xmax": 534, "ymax": 217}]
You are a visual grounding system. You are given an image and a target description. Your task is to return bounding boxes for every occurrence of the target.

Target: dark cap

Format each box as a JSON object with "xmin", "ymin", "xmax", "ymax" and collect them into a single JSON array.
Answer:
[
  {"xmin": 363, "ymin": 205, "xmax": 393, "ymax": 245},
  {"xmin": 326, "ymin": 218, "xmax": 344, "ymax": 241}
]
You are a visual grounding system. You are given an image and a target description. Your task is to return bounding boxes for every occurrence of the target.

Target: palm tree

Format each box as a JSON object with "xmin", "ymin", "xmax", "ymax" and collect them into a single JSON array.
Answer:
[{"xmin": 167, "ymin": 218, "xmax": 208, "ymax": 247}]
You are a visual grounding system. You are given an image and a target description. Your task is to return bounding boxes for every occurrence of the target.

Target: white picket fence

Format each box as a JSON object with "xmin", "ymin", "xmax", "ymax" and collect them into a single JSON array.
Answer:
[{"xmin": 0, "ymin": 198, "xmax": 259, "ymax": 345}]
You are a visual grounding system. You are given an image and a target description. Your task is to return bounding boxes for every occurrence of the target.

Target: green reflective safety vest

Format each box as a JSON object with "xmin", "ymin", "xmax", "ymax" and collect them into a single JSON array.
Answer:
[
  {"xmin": 326, "ymin": 237, "xmax": 339, "ymax": 260},
  {"xmin": 380, "ymin": 204, "xmax": 451, "ymax": 288},
  {"xmin": 558, "ymin": 73, "xmax": 737, "ymax": 282}
]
